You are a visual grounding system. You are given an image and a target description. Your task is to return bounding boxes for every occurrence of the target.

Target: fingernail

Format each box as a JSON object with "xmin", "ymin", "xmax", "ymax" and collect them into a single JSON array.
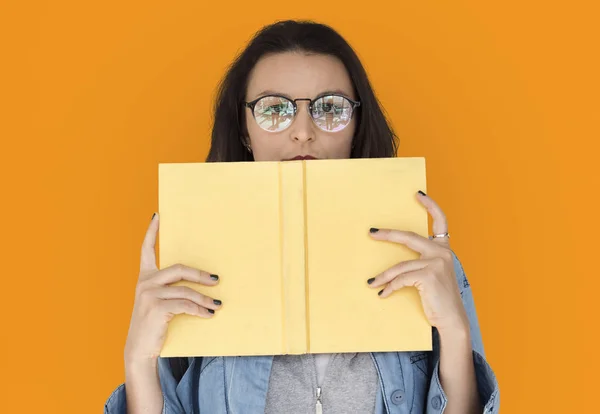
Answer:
[
  {"xmin": 367, "ymin": 277, "xmax": 375, "ymax": 284},
  {"xmin": 208, "ymin": 309, "xmax": 215, "ymax": 314},
  {"xmin": 369, "ymin": 228, "xmax": 379, "ymax": 233},
  {"xmin": 210, "ymin": 274, "xmax": 219, "ymax": 281},
  {"xmin": 378, "ymin": 289, "xmax": 384, "ymax": 296},
  {"xmin": 418, "ymin": 190, "xmax": 426, "ymax": 196},
  {"xmin": 151, "ymin": 212, "xmax": 156, "ymax": 220},
  {"xmin": 213, "ymin": 299, "xmax": 222, "ymax": 306}
]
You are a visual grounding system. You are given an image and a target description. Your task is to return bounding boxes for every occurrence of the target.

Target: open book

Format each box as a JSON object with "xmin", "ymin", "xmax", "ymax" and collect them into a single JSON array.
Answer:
[{"xmin": 158, "ymin": 157, "xmax": 432, "ymax": 357}]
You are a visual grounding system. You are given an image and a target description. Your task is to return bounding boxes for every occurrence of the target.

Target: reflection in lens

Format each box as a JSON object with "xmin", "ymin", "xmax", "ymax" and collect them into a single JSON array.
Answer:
[
  {"xmin": 253, "ymin": 96, "xmax": 294, "ymax": 132},
  {"xmin": 312, "ymin": 95, "xmax": 354, "ymax": 132}
]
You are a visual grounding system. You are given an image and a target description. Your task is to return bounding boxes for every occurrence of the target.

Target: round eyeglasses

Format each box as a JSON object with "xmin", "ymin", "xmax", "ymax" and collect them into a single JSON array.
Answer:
[{"xmin": 244, "ymin": 94, "xmax": 360, "ymax": 133}]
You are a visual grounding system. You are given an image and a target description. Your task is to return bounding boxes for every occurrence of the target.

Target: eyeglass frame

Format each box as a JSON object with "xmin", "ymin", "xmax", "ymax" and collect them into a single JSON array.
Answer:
[{"xmin": 243, "ymin": 92, "xmax": 361, "ymax": 132}]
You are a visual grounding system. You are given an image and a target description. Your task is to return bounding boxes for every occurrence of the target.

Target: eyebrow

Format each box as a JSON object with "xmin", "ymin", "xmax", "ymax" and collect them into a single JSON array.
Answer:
[{"xmin": 252, "ymin": 89, "xmax": 353, "ymax": 100}]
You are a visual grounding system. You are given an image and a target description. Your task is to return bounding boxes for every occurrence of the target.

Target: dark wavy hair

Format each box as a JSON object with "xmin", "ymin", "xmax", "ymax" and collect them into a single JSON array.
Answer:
[{"xmin": 205, "ymin": 20, "xmax": 398, "ymax": 162}]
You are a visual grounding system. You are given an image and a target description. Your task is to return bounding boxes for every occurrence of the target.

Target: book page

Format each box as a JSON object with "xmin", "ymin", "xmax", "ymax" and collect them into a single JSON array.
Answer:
[
  {"xmin": 158, "ymin": 162, "xmax": 284, "ymax": 357},
  {"xmin": 305, "ymin": 157, "xmax": 432, "ymax": 353}
]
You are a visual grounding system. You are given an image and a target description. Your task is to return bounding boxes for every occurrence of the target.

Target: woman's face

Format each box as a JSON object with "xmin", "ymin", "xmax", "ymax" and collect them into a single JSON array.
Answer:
[{"xmin": 244, "ymin": 52, "xmax": 357, "ymax": 161}]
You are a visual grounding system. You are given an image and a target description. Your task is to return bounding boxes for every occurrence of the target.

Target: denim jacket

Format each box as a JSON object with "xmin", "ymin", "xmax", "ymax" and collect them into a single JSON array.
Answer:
[{"xmin": 105, "ymin": 252, "xmax": 499, "ymax": 413}]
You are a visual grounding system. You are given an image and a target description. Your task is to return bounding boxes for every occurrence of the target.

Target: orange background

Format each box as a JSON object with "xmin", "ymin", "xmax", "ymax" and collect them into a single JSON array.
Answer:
[{"xmin": 1, "ymin": 1, "xmax": 598, "ymax": 412}]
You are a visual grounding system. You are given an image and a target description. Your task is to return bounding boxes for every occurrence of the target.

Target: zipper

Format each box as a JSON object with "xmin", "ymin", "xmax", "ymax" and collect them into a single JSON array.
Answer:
[{"xmin": 315, "ymin": 387, "xmax": 323, "ymax": 414}]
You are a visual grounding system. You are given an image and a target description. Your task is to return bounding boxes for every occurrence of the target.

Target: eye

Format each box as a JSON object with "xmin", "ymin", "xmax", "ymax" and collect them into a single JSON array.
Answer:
[
  {"xmin": 254, "ymin": 97, "xmax": 294, "ymax": 114},
  {"xmin": 312, "ymin": 95, "xmax": 352, "ymax": 118}
]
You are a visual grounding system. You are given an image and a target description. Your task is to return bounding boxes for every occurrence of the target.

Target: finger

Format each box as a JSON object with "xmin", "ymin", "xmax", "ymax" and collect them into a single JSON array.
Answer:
[
  {"xmin": 369, "ymin": 228, "xmax": 437, "ymax": 255},
  {"xmin": 140, "ymin": 212, "xmax": 160, "ymax": 274},
  {"xmin": 367, "ymin": 259, "xmax": 430, "ymax": 288},
  {"xmin": 378, "ymin": 268, "xmax": 429, "ymax": 299},
  {"xmin": 416, "ymin": 191, "xmax": 449, "ymax": 246},
  {"xmin": 151, "ymin": 263, "xmax": 220, "ymax": 287},
  {"xmin": 153, "ymin": 286, "xmax": 222, "ymax": 310},
  {"xmin": 158, "ymin": 299, "xmax": 215, "ymax": 319}
]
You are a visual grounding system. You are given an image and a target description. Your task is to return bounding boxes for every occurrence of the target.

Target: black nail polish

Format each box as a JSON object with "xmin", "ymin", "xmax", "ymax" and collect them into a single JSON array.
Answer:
[
  {"xmin": 418, "ymin": 190, "xmax": 427, "ymax": 196},
  {"xmin": 210, "ymin": 274, "xmax": 219, "ymax": 281},
  {"xmin": 213, "ymin": 299, "xmax": 222, "ymax": 306},
  {"xmin": 367, "ymin": 277, "xmax": 375, "ymax": 284},
  {"xmin": 378, "ymin": 289, "xmax": 384, "ymax": 296},
  {"xmin": 151, "ymin": 212, "xmax": 156, "ymax": 220},
  {"xmin": 208, "ymin": 309, "xmax": 215, "ymax": 314},
  {"xmin": 370, "ymin": 228, "xmax": 379, "ymax": 233}
]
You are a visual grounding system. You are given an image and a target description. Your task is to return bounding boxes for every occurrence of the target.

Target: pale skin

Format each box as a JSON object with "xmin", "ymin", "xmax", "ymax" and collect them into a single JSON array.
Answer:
[
  {"xmin": 244, "ymin": 52, "xmax": 355, "ymax": 160},
  {"xmin": 124, "ymin": 51, "xmax": 481, "ymax": 413}
]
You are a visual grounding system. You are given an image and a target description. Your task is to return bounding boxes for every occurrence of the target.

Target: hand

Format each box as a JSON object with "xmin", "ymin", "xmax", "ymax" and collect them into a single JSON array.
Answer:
[
  {"xmin": 124, "ymin": 213, "xmax": 222, "ymax": 365},
  {"xmin": 367, "ymin": 191, "xmax": 469, "ymax": 334}
]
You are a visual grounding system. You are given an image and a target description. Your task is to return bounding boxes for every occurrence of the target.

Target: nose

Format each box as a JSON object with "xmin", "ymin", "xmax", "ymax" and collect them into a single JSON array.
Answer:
[{"xmin": 288, "ymin": 100, "xmax": 316, "ymax": 143}]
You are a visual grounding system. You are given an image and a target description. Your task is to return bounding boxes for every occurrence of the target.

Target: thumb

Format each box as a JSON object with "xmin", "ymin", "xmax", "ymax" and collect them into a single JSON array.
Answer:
[{"xmin": 139, "ymin": 212, "xmax": 159, "ymax": 275}]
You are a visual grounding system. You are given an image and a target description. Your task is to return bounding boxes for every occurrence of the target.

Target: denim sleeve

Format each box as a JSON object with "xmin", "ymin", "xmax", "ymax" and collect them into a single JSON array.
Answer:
[
  {"xmin": 425, "ymin": 252, "xmax": 500, "ymax": 414},
  {"xmin": 103, "ymin": 358, "xmax": 188, "ymax": 414}
]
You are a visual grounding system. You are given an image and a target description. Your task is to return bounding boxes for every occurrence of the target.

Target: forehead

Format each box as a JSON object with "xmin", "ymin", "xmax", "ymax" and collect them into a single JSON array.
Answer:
[{"xmin": 246, "ymin": 51, "xmax": 355, "ymax": 100}]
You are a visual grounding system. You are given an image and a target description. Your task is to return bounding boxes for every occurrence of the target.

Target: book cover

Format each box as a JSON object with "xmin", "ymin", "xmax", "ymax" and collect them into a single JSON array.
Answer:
[{"xmin": 158, "ymin": 157, "xmax": 431, "ymax": 357}]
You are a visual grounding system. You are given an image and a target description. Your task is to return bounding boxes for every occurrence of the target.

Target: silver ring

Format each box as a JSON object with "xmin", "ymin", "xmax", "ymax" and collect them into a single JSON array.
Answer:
[{"xmin": 429, "ymin": 232, "xmax": 450, "ymax": 240}]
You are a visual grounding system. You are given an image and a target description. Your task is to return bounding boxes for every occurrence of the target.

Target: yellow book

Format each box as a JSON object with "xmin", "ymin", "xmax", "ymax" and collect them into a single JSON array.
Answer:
[{"xmin": 158, "ymin": 157, "xmax": 432, "ymax": 357}]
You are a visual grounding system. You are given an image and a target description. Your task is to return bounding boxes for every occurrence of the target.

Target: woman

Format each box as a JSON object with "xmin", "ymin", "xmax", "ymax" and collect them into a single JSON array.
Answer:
[{"xmin": 105, "ymin": 20, "xmax": 499, "ymax": 414}]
